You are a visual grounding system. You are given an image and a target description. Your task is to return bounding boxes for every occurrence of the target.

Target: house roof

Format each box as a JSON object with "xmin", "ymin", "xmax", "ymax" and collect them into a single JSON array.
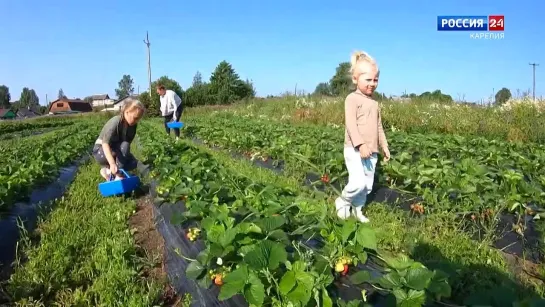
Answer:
[
  {"xmin": 17, "ymin": 108, "xmax": 40, "ymax": 117},
  {"xmin": 114, "ymin": 94, "xmax": 140, "ymax": 105},
  {"xmin": 0, "ymin": 109, "xmax": 16, "ymax": 118},
  {"xmin": 49, "ymin": 98, "xmax": 93, "ymax": 113},
  {"xmin": 90, "ymin": 94, "xmax": 110, "ymax": 100}
]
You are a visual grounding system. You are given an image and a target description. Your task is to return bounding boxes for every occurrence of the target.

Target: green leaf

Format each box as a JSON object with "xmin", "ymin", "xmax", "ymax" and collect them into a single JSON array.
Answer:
[
  {"xmin": 404, "ymin": 267, "xmax": 434, "ymax": 290},
  {"xmin": 279, "ymin": 271, "xmax": 297, "ymax": 295},
  {"xmin": 243, "ymin": 240, "xmax": 288, "ymax": 270},
  {"xmin": 355, "ymin": 226, "xmax": 377, "ymax": 250},
  {"xmin": 220, "ymin": 227, "xmax": 239, "ymax": 248},
  {"xmin": 268, "ymin": 229, "xmax": 289, "ymax": 244},
  {"xmin": 321, "ymin": 287, "xmax": 333, "ymax": 307},
  {"xmin": 244, "ymin": 271, "xmax": 265, "ymax": 306},
  {"xmin": 377, "ymin": 271, "xmax": 403, "ymax": 289},
  {"xmin": 186, "ymin": 261, "xmax": 205, "ymax": 280},
  {"xmin": 349, "ymin": 271, "xmax": 372, "ymax": 285},
  {"xmin": 219, "ymin": 265, "xmax": 249, "ymax": 301},
  {"xmin": 258, "ymin": 215, "xmax": 286, "ymax": 233},
  {"xmin": 341, "ymin": 219, "xmax": 357, "ymax": 243}
]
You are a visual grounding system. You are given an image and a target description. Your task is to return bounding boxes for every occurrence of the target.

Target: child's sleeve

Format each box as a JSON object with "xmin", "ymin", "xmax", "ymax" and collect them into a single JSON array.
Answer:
[
  {"xmin": 344, "ymin": 95, "xmax": 364, "ymax": 148},
  {"xmin": 377, "ymin": 108, "xmax": 388, "ymax": 149}
]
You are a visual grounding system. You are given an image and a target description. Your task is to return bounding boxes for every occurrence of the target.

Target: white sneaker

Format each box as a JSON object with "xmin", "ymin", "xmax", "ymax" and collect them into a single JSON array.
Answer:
[
  {"xmin": 352, "ymin": 205, "xmax": 370, "ymax": 223},
  {"xmin": 335, "ymin": 197, "xmax": 351, "ymax": 220}
]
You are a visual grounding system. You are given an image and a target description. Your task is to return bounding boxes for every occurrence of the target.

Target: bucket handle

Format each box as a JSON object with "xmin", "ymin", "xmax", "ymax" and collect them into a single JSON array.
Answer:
[{"xmin": 108, "ymin": 169, "xmax": 131, "ymax": 181}]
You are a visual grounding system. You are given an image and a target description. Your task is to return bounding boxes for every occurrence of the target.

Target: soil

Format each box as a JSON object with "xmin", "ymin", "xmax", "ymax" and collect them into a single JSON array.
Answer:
[{"xmin": 130, "ymin": 194, "xmax": 182, "ymax": 307}]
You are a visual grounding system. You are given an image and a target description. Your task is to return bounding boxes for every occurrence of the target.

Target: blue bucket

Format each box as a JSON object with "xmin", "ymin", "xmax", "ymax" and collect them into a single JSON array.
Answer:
[
  {"xmin": 167, "ymin": 122, "xmax": 184, "ymax": 129},
  {"xmin": 98, "ymin": 169, "xmax": 141, "ymax": 197}
]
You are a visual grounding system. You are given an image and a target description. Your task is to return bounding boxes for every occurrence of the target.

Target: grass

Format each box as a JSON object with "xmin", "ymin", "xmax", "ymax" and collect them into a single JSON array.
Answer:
[
  {"xmin": 186, "ymin": 95, "xmax": 545, "ymax": 143},
  {"xmin": 5, "ymin": 162, "xmax": 162, "ymax": 307},
  {"xmin": 175, "ymin": 131, "xmax": 544, "ymax": 304}
]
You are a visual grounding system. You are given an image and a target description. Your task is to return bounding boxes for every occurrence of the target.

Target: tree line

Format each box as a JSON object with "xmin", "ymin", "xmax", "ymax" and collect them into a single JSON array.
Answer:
[
  {"xmin": 138, "ymin": 60, "xmax": 255, "ymax": 116},
  {"xmin": 0, "ymin": 86, "xmax": 40, "ymax": 109},
  {"xmin": 312, "ymin": 61, "xmax": 516, "ymax": 105}
]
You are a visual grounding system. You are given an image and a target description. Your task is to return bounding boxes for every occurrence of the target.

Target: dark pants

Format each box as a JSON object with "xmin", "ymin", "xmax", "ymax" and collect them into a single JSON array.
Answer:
[
  {"xmin": 164, "ymin": 105, "xmax": 183, "ymax": 137},
  {"xmin": 92, "ymin": 142, "xmax": 138, "ymax": 171}
]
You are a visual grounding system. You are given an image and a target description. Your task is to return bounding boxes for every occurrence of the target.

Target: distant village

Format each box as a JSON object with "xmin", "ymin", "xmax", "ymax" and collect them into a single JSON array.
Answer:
[{"xmin": 0, "ymin": 94, "xmax": 140, "ymax": 120}]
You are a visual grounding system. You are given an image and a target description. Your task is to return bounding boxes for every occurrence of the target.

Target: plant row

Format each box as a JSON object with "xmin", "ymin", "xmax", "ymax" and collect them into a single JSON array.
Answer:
[
  {"xmin": 0, "ymin": 116, "xmax": 76, "ymax": 134},
  {"xmin": 181, "ymin": 113, "xmax": 545, "ymax": 217},
  {"xmin": 0, "ymin": 122, "xmax": 102, "ymax": 211},
  {"xmin": 138, "ymin": 122, "xmax": 452, "ymax": 307},
  {"xmin": 5, "ymin": 162, "xmax": 162, "ymax": 306}
]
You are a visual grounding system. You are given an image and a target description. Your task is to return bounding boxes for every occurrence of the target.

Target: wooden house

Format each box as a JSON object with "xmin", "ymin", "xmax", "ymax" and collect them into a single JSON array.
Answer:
[{"xmin": 48, "ymin": 98, "xmax": 93, "ymax": 114}]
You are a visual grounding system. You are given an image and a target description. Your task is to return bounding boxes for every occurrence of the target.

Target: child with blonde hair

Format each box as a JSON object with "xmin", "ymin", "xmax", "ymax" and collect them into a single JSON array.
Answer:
[
  {"xmin": 335, "ymin": 50, "xmax": 391, "ymax": 223},
  {"xmin": 93, "ymin": 99, "xmax": 145, "ymax": 180}
]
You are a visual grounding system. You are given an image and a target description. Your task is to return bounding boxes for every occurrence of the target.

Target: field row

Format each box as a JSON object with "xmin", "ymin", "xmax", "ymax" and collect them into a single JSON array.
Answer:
[
  {"xmin": 180, "ymin": 113, "xmax": 545, "ymax": 217},
  {"xmin": 0, "ymin": 122, "xmax": 102, "ymax": 211},
  {"xmin": 0, "ymin": 116, "xmax": 76, "ymax": 134},
  {"xmin": 138, "ymin": 121, "xmax": 469, "ymax": 306},
  {"xmin": 5, "ymin": 162, "xmax": 162, "ymax": 306}
]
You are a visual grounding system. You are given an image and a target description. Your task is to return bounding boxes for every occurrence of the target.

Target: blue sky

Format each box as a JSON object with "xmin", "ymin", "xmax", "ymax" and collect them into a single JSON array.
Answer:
[{"xmin": 1, "ymin": 0, "xmax": 543, "ymax": 104}]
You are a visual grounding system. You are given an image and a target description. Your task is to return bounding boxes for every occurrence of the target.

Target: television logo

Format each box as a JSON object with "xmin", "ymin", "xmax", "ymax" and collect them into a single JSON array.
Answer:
[{"xmin": 437, "ymin": 15, "xmax": 504, "ymax": 39}]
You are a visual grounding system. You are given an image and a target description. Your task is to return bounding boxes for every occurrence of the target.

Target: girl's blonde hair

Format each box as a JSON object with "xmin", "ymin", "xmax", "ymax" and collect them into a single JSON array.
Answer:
[
  {"xmin": 349, "ymin": 51, "xmax": 379, "ymax": 81},
  {"xmin": 121, "ymin": 99, "xmax": 145, "ymax": 119}
]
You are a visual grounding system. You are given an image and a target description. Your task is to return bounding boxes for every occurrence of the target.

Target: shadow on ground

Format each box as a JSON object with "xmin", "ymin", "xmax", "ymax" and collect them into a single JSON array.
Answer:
[{"xmin": 411, "ymin": 242, "xmax": 544, "ymax": 306}]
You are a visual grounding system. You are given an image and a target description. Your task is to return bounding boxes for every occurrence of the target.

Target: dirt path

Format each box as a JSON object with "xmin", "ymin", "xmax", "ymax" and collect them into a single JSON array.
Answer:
[{"xmin": 130, "ymin": 195, "xmax": 182, "ymax": 307}]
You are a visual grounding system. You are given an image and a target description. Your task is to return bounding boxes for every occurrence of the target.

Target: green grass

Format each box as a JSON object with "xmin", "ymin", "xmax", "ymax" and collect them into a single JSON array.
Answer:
[
  {"xmin": 5, "ymin": 162, "xmax": 162, "ymax": 307},
  {"xmin": 186, "ymin": 96, "xmax": 545, "ymax": 143},
  {"xmin": 179, "ymin": 126, "xmax": 545, "ymax": 304}
]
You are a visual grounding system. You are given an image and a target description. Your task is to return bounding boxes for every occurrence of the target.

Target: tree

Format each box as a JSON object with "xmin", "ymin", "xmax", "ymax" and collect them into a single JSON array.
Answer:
[
  {"xmin": 29, "ymin": 89, "xmax": 39, "ymax": 106},
  {"xmin": 313, "ymin": 82, "xmax": 332, "ymax": 96},
  {"xmin": 192, "ymin": 71, "xmax": 203, "ymax": 87},
  {"xmin": 418, "ymin": 90, "xmax": 453, "ymax": 103},
  {"xmin": 329, "ymin": 62, "xmax": 353, "ymax": 96},
  {"xmin": 0, "ymin": 85, "xmax": 10, "ymax": 108},
  {"xmin": 115, "ymin": 74, "xmax": 135, "ymax": 99},
  {"xmin": 83, "ymin": 96, "xmax": 93, "ymax": 104},
  {"xmin": 209, "ymin": 60, "xmax": 253, "ymax": 104},
  {"xmin": 58, "ymin": 88, "xmax": 66, "ymax": 99},
  {"xmin": 495, "ymin": 88, "xmax": 512, "ymax": 105}
]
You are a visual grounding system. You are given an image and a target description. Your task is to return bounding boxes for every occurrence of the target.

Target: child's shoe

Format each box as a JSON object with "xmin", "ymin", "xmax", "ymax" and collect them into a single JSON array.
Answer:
[
  {"xmin": 335, "ymin": 197, "xmax": 351, "ymax": 220},
  {"xmin": 352, "ymin": 205, "xmax": 370, "ymax": 223}
]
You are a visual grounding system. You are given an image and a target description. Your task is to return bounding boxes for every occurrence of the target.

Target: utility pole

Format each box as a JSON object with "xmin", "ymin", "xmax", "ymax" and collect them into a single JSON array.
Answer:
[
  {"xmin": 529, "ymin": 63, "xmax": 539, "ymax": 102},
  {"xmin": 143, "ymin": 31, "xmax": 152, "ymax": 98}
]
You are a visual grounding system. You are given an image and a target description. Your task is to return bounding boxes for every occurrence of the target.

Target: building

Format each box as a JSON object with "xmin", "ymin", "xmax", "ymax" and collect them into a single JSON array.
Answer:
[
  {"xmin": 17, "ymin": 106, "xmax": 41, "ymax": 119},
  {"xmin": 48, "ymin": 98, "xmax": 93, "ymax": 114},
  {"xmin": 0, "ymin": 109, "xmax": 17, "ymax": 120},
  {"xmin": 101, "ymin": 95, "xmax": 140, "ymax": 112},
  {"xmin": 90, "ymin": 94, "xmax": 115, "ymax": 108}
]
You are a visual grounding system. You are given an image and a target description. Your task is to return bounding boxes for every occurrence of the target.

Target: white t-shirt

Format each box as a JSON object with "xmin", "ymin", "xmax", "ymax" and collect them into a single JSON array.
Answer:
[{"xmin": 159, "ymin": 89, "xmax": 182, "ymax": 116}]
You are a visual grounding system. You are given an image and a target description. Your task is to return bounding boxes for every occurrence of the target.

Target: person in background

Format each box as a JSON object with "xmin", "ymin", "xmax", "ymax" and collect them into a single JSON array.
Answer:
[
  {"xmin": 157, "ymin": 84, "xmax": 183, "ymax": 140},
  {"xmin": 93, "ymin": 99, "xmax": 145, "ymax": 180},
  {"xmin": 335, "ymin": 50, "xmax": 391, "ymax": 223}
]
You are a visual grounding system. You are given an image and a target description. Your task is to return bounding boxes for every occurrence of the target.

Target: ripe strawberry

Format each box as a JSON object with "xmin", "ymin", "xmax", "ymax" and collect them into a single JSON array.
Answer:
[
  {"xmin": 214, "ymin": 274, "xmax": 223, "ymax": 286},
  {"xmin": 321, "ymin": 174, "xmax": 330, "ymax": 184},
  {"xmin": 341, "ymin": 264, "xmax": 349, "ymax": 276}
]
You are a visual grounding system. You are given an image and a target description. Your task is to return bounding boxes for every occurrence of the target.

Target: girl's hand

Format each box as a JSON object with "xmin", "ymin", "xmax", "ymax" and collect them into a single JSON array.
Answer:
[
  {"xmin": 382, "ymin": 147, "xmax": 391, "ymax": 162},
  {"xmin": 358, "ymin": 144, "xmax": 372, "ymax": 159},
  {"xmin": 109, "ymin": 163, "xmax": 118, "ymax": 177}
]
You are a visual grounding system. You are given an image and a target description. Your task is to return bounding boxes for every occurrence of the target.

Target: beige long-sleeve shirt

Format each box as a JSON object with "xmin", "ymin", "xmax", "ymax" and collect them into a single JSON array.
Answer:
[{"xmin": 344, "ymin": 91, "xmax": 388, "ymax": 153}]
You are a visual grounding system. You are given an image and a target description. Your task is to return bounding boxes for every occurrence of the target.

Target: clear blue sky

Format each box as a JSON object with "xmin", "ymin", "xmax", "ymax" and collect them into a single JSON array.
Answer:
[{"xmin": 1, "ymin": 0, "xmax": 543, "ymax": 104}]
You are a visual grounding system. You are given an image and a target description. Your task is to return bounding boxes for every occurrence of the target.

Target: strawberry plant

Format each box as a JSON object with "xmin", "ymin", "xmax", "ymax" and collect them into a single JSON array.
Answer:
[{"xmin": 138, "ymin": 122, "xmax": 453, "ymax": 306}]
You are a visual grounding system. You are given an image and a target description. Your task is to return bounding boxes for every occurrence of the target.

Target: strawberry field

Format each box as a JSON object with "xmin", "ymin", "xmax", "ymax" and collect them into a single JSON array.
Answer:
[{"xmin": 1, "ymin": 108, "xmax": 544, "ymax": 306}]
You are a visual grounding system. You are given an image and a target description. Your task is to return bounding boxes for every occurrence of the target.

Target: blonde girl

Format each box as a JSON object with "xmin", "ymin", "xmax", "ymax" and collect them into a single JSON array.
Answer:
[
  {"xmin": 93, "ymin": 99, "xmax": 145, "ymax": 180},
  {"xmin": 335, "ymin": 50, "xmax": 391, "ymax": 223}
]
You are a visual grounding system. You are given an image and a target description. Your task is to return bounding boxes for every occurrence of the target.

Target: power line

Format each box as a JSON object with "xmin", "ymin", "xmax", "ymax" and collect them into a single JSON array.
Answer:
[
  {"xmin": 143, "ymin": 32, "xmax": 152, "ymax": 98},
  {"xmin": 529, "ymin": 63, "xmax": 539, "ymax": 102}
]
